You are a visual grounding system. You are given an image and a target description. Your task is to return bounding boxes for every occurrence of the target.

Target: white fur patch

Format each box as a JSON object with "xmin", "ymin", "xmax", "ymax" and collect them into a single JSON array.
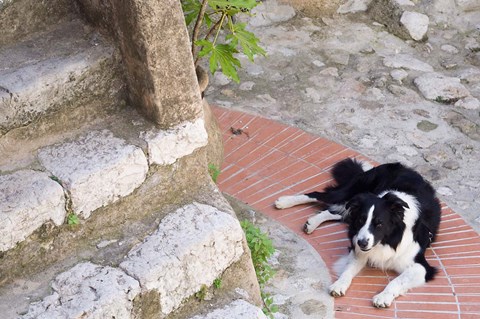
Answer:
[
  {"xmin": 275, "ymin": 195, "xmax": 317, "ymax": 209},
  {"xmin": 355, "ymin": 205, "xmax": 375, "ymax": 251},
  {"xmin": 304, "ymin": 210, "xmax": 342, "ymax": 234},
  {"xmin": 373, "ymin": 263, "xmax": 426, "ymax": 308}
]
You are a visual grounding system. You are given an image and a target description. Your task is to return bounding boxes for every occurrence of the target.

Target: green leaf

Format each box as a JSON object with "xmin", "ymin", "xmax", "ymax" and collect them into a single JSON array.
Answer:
[
  {"xmin": 196, "ymin": 40, "xmax": 241, "ymax": 82},
  {"xmin": 181, "ymin": 0, "xmax": 201, "ymax": 26},
  {"xmin": 227, "ymin": 22, "xmax": 266, "ymax": 61},
  {"xmin": 208, "ymin": 0, "xmax": 258, "ymax": 11}
]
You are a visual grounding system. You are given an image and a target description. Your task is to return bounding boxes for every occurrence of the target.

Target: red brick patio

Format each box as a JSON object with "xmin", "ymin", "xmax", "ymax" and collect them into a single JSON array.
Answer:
[{"xmin": 213, "ymin": 105, "xmax": 480, "ymax": 319}]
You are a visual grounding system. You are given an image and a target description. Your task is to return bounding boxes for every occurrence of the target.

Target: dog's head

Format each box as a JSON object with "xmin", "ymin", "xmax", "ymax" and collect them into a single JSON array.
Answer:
[{"xmin": 345, "ymin": 192, "xmax": 409, "ymax": 252}]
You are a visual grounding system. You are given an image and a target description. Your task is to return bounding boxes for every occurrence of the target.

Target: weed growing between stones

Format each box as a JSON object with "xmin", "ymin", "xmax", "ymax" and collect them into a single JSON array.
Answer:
[
  {"xmin": 195, "ymin": 284, "xmax": 208, "ymax": 301},
  {"xmin": 208, "ymin": 163, "xmax": 221, "ymax": 183},
  {"xmin": 67, "ymin": 212, "xmax": 79, "ymax": 225},
  {"xmin": 213, "ymin": 277, "xmax": 222, "ymax": 289},
  {"xmin": 181, "ymin": 0, "xmax": 266, "ymax": 82},
  {"xmin": 241, "ymin": 220, "xmax": 278, "ymax": 318}
]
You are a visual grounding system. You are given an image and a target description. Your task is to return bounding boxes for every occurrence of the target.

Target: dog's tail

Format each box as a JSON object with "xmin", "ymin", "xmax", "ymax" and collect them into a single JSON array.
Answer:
[{"xmin": 331, "ymin": 158, "xmax": 372, "ymax": 186}]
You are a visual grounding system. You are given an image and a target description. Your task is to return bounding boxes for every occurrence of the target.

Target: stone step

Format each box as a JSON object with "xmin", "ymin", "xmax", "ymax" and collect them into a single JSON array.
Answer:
[
  {"xmin": 189, "ymin": 300, "xmax": 267, "ymax": 319},
  {"xmin": 0, "ymin": 18, "xmax": 123, "ymax": 135},
  {"xmin": 0, "ymin": 106, "xmax": 208, "ymax": 253},
  {"xmin": 16, "ymin": 202, "xmax": 252, "ymax": 319}
]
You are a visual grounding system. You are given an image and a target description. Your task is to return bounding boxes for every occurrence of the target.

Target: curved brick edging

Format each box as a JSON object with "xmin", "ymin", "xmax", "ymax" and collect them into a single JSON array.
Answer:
[{"xmin": 213, "ymin": 106, "xmax": 480, "ymax": 319}]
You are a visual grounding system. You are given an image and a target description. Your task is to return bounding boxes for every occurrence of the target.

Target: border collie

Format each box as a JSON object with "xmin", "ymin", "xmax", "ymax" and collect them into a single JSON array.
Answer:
[{"xmin": 275, "ymin": 158, "xmax": 441, "ymax": 308}]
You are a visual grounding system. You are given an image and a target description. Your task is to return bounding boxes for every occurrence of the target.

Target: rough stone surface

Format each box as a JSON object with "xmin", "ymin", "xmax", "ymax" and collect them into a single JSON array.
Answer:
[
  {"xmin": 109, "ymin": 0, "xmax": 202, "ymax": 128},
  {"xmin": 38, "ymin": 130, "xmax": 148, "ymax": 218},
  {"xmin": 120, "ymin": 202, "xmax": 245, "ymax": 315},
  {"xmin": 190, "ymin": 300, "xmax": 267, "ymax": 319},
  {"xmin": 368, "ymin": 0, "xmax": 411, "ymax": 40},
  {"xmin": 337, "ymin": 0, "xmax": 371, "ymax": 14},
  {"xmin": 249, "ymin": 0, "xmax": 296, "ymax": 27},
  {"xmin": 0, "ymin": 20, "xmax": 121, "ymax": 133},
  {"xmin": 400, "ymin": 11, "xmax": 429, "ymax": 41},
  {"xmin": 383, "ymin": 54, "xmax": 434, "ymax": 72},
  {"xmin": 0, "ymin": 0, "xmax": 76, "ymax": 47},
  {"xmin": 143, "ymin": 118, "xmax": 208, "ymax": 165},
  {"xmin": 21, "ymin": 262, "xmax": 140, "ymax": 319},
  {"xmin": 0, "ymin": 170, "xmax": 66, "ymax": 252},
  {"xmin": 414, "ymin": 73, "xmax": 471, "ymax": 101}
]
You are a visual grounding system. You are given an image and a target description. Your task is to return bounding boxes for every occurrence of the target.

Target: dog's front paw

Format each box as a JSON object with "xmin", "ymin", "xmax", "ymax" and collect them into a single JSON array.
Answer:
[
  {"xmin": 303, "ymin": 220, "xmax": 315, "ymax": 234},
  {"xmin": 329, "ymin": 279, "xmax": 350, "ymax": 297},
  {"xmin": 275, "ymin": 196, "xmax": 293, "ymax": 209},
  {"xmin": 373, "ymin": 291, "xmax": 395, "ymax": 308}
]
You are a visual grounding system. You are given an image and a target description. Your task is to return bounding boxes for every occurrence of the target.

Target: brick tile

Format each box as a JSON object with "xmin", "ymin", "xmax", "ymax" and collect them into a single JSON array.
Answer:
[
  {"xmin": 396, "ymin": 300, "xmax": 459, "ymax": 312},
  {"xmin": 334, "ymin": 304, "xmax": 395, "ymax": 318},
  {"xmin": 292, "ymin": 137, "xmax": 330, "ymax": 158},
  {"xmin": 460, "ymin": 303, "xmax": 480, "ymax": 313},
  {"xmin": 395, "ymin": 311, "xmax": 459, "ymax": 319},
  {"xmin": 264, "ymin": 126, "xmax": 300, "ymax": 148}
]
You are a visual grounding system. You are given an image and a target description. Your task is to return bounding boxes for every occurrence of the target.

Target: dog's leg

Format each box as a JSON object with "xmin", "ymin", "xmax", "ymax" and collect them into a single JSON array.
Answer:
[
  {"xmin": 304, "ymin": 210, "xmax": 342, "ymax": 234},
  {"xmin": 372, "ymin": 263, "xmax": 427, "ymax": 308},
  {"xmin": 275, "ymin": 194, "xmax": 318, "ymax": 209},
  {"xmin": 329, "ymin": 251, "xmax": 366, "ymax": 297}
]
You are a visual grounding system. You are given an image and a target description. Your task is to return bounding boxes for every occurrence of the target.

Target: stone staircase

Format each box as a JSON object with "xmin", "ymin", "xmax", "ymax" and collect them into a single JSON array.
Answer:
[{"xmin": 0, "ymin": 1, "xmax": 264, "ymax": 318}]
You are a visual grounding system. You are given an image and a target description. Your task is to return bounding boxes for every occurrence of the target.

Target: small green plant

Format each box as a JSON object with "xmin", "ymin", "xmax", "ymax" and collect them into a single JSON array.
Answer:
[
  {"xmin": 240, "ymin": 220, "xmax": 277, "ymax": 318},
  {"xmin": 67, "ymin": 212, "xmax": 80, "ymax": 225},
  {"xmin": 195, "ymin": 284, "xmax": 208, "ymax": 300},
  {"xmin": 181, "ymin": 0, "xmax": 266, "ymax": 82},
  {"xmin": 208, "ymin": 163, "xmax": 221, "ymax": 183},
  {"xmin": 213, "ymin": 277, "xmax": 222, "ymax": 289}
]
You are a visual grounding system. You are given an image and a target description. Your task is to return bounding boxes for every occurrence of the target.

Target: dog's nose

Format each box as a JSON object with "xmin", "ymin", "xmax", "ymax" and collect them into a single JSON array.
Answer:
[{"xmin": 357, "ymin": 238, "xmax": 369, "ymax": 249}]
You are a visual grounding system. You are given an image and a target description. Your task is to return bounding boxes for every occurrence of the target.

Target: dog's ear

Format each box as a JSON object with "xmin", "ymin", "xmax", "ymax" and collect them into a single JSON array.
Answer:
[
  {"xmin": 345, "ymin": 194, "xmax": 365, "ymax": 223},
  {"xmin": 383, "ymin": 192, "xmax": 409, "ymax": 214}
]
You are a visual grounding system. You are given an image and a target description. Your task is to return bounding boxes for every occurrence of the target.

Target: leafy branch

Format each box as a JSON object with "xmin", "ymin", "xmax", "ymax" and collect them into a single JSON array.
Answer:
[{"xmin": 182, "ymin": 0, "xmax": 266, "ymax": 83}]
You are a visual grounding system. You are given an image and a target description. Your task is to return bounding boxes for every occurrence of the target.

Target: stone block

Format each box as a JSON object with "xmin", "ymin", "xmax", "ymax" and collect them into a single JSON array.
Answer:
[
  {"xmin": 120, "ymin": 202, "xmax": 244, "ymax": 316},
  {"xmin": 0, "ymin": 170, "xmax": 66, "ymax": 252},
  {"xmin": 38, "ymin": 130, "xmax": 148, "ymax": 218},
  {"xmin": 414, "ymin": 73, "xmax": 471, "ymax": 101},
  {"xmin": 142, "ymin": 118, "xmax": 208, "ymax": 165},
  {"xmin": 0, "ymin": 20, "xmax": 121, "ymax": 133},
  {"xmin": 110, "ymin": 0, "xmax": 202, "ymax": 128},
  {"xmin": 189, "ymin": 300, "xmax": 267, "ymax": 319},
  {"xmin": 21, "ymin": 262, "xmax": 140, "ymax": 319}
]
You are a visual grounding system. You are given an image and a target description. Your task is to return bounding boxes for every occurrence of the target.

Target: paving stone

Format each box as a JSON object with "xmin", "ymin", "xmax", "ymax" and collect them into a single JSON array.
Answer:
[
  {"xmin": 120, "ymin": 202, "xmax": 244, "ymax": 316},
  {"xmin": 337, "ymin": 0, "xmax": 370, "ymax": 14},
  {"xmin": 414, "ymin": 73, "xmax": 470, "ymax": 101},
  {"xmin": 441, "ymin": 44, "xmax": 460, "ymax": 54},
  {"xmin": 383, "ymin": 54, "xmax": 434, "ymax": 72},
  {"xmin": 400, "ymin": 11, "xmax": 429, "ymax": 41},
  {"xmin": 0, "ymin": 170, "xmax": 66, "ymax": 252},
  {"xmin": 249, "ymin": 0, "xmax": 295, "ymax": 27},
  {"xmin": 142, "ymin": 117, "xmax": 208, "ymax": 166},
  {"xmin": 21, "ymin": 262, "xmax": 140, "ymax": 319},
  {"xmin": 38, "ymin": 130, "xmax": 148, "ymax": 218},
  {"xmin": 455, "ymin": 96, "xmax": 480, "ymax": 109},
  {"xmin": 189, "ymin": 300, "xmax": 267, "ymax": 319},
  {"xmin": 390, "ymin": 69, "xmax": 409, "ymax": 83}
]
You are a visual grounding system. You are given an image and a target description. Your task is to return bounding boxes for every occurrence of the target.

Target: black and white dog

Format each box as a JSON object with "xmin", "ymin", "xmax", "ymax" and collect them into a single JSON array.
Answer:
[{"xmin": 275, "ymin": 158, "xmax": 441, "ymax": 308}]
